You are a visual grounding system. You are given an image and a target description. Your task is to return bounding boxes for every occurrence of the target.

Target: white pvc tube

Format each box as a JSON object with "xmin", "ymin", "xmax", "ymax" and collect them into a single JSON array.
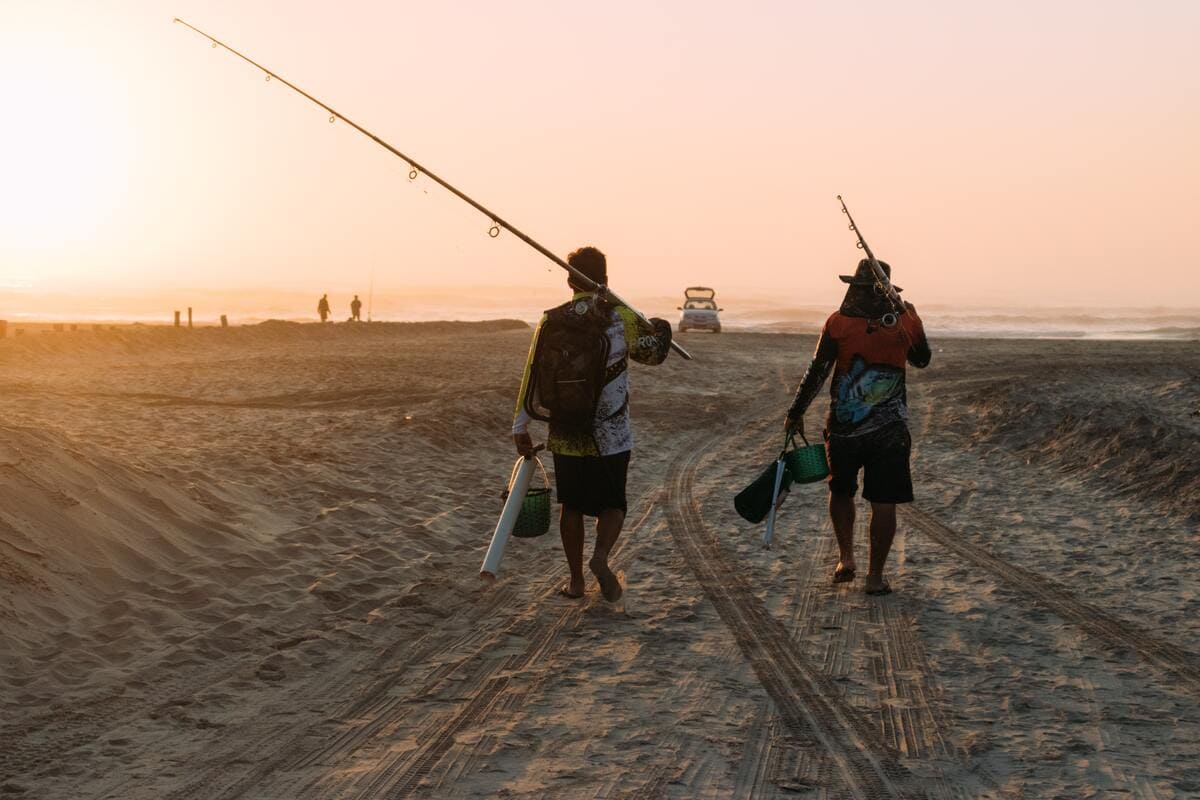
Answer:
[
  {"xmin": 762, "ymin": 458, "xmax": 787, "ymax": 548},
  {"xmin": 480, "ymin": 456, "xmax": 539, "ymax": 579}
]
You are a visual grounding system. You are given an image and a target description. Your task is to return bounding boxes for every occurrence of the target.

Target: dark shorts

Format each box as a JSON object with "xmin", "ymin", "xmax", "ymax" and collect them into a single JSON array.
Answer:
[
  {"xmin": 552, "ymin": 451, "xmax": 631, "ymax": 517},
  {"xmin": 826, "ymin": 422, "xmax": 914, "ymax": 504}
]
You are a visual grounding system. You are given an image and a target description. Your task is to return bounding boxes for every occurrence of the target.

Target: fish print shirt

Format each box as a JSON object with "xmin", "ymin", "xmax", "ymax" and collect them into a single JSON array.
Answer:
[
  {"xmin": 513, "ymin": 292, "xmax": 670, "ymax": 456},
  {"xmin": 788, "ymin": 308, "xmax": 931, "ymax": 437}
]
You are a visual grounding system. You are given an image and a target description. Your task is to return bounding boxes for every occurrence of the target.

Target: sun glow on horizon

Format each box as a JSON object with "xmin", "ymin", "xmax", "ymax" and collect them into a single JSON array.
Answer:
[
  {"xmin": 0, "ymin": 1, "xmax": 1197, "ymax": 307},
  {"xmin": 0, "ymin": 31, "xmax": 135, "ymax": 251}
]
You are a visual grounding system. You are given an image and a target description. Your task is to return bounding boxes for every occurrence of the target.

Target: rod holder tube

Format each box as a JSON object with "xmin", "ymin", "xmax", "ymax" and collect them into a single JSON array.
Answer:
[{"xmin": 480, "ymin": 455, "xmax": 539, "ymax": 578}]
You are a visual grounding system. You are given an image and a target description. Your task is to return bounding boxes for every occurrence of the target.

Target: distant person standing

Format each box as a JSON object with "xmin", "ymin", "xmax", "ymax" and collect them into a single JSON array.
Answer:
[
  {"xmin": 350, "ymin": 295, "xmax": 363, "ymax": 322},
  {"xmin": 784, "ymin": 259, "xmax": 930, "ymax": 596},
  {"xmin": 318, "ymin": 294, "xmax": 331, "ymax": 323}
]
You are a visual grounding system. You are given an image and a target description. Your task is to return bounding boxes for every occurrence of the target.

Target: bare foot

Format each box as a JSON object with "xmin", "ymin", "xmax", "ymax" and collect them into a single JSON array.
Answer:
[
  {"xmin": 558, "ymin": 579, "xmax": 585, "ymax": 599},
  {"xmin": 832, "ymin": 561, "xmax": 857, "ymax": 583},
  {"xmin": 588, "ymin": 556, "xmax": 623, "ymax": 603},
  {"xmin": 864, "ymin": 576, "xmax": 892, "ymax": 596}
]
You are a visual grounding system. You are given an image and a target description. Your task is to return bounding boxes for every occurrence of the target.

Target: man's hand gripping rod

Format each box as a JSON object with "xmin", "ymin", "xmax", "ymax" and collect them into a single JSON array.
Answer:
[
  {"xmin": 837, "ymin": 195, "xmax": 904, "ymax": 328},
  {"xmin": 173, "ymin": 18, "xmax": 691, "ymax": 361}
]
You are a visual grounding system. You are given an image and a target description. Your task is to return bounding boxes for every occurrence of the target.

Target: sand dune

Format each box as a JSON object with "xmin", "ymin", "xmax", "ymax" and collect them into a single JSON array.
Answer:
[{"xmin": 1, "ymin": 323, "xmax": 1197, "ymax": 798}]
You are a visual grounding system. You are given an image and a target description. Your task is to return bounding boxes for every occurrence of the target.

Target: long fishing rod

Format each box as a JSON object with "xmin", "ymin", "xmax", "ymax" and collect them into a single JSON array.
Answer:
[
  {"xmin": 837, "ymin": 194, "xmax": 904, "ymax": 327},
  {"xmin": 174, "ymin": 18, "xmax": 691, "ymax": 360}
]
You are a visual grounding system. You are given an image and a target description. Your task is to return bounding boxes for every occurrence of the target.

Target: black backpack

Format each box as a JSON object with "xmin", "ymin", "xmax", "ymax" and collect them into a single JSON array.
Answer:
[{"xmin": 524, "ymin": 297, "xmax": 613, "ymax": 430}]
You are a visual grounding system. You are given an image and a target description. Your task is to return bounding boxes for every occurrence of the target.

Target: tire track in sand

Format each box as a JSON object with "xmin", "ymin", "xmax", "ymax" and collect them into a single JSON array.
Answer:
[
  {"xmin": 342, "ymin": 500, "xmax": 659, "ymax": 799},
  {"xmin": 902, "ymin": 507, "xmax": 1200, "ymax": 696},
  {"xmin": 666, "ymin": 438, "xmax": 923, "ymax": 800},
  {"xmin": 737, "ymin": 516, "xmax": 977, "ymax": 800},
  {"xmin": 153, "ymin": 580, "xmax": 522, "ymax": 800},
  {"xmin": 167, "ymin": 497, "xmax": 658, "ymax": 800}
]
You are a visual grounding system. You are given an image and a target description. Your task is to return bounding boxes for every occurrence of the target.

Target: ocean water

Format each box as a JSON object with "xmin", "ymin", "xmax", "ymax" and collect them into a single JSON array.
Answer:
[
  {"xmin": 2, "ymin": 288, "xmax": 1196, "ymax": 340},
  {"xmin": 716, "ymin": 303, "xmax": 1200, "ymax": 340}
]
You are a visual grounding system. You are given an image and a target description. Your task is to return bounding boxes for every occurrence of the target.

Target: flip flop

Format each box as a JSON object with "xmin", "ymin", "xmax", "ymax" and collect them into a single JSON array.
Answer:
[
  {"xmin": 832, "ymin": 565, "xmax": 856, "ymax": 584},
  {"xmin": 865, "ymin": 582, "xmax": 893, "ymax": 596}
]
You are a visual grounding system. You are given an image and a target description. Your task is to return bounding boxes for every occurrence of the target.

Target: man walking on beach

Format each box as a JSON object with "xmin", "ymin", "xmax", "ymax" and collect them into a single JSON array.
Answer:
[
  {"xmin": 784, "ymin": 259, "xmax": 930, "ymax": 595},
  {"xmin": 318, "ymin": 294, "xmax": 331, "ymax": 323},
  {"xmin": 350, "ymin": 295, "xmax": 363, "ymax": 322},
  {"xmin": 512, "ymin": 246, "xmax": 672, "ymax": 602}
]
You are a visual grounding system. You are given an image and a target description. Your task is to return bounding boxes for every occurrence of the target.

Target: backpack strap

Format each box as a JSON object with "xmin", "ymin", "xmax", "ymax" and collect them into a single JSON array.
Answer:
[
  {"xmin": 599, "ymin": 355, "xmax": 630, "ymax": 422},
  {"xmin": 604, "ymin": 354, "xmax": 628, "ymax": 384}
]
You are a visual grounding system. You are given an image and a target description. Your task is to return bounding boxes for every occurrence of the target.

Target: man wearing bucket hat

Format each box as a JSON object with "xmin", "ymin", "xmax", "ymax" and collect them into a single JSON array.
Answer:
[
  {"xmin": 512, "ymin": 246, "xmax": 673, "ymax": 602},
  {"xmin": 784, "ymin": 259, "xmax": 931, "ymax": 595}
]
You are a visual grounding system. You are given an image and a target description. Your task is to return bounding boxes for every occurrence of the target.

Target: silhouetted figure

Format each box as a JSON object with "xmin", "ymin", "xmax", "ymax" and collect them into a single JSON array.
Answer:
[
  {"xmin": 318, "ymin": 294, "xmax": 331, "ymax": 323},
  {"xmin": 784, "ymin": 259, "xmax": 931, "ymax": 597},
  {"xmin": 350, "ymin": 295, "xmax": 363, "ymax": 322},
  {"xmin": 512, "ymin": 246, "xmax": 672, "ymax": 603}
]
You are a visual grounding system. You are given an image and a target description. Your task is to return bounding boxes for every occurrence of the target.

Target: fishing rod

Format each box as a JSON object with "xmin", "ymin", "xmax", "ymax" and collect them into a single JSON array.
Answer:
[
  {"xmin": 173, "ymin": 18, "xmax": 692, "ymax": 360},
  {"xmin": 837, "ymin": 195, "xmax": 904, "ymax": 328},
  {"xmin": 367, "ymin": 264, "xmax": 374, "ymax": 323}
]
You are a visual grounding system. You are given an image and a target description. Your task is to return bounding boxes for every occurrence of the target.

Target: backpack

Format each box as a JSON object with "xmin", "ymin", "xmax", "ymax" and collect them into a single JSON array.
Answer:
[{"xmin": 524, "ymin": 297, "xmax": 613, "ymax": 430}]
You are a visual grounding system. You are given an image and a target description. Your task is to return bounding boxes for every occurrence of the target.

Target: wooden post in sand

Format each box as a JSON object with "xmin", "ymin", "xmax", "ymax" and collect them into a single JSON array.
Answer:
[
  {"xmin": 220, "ymin": 315, "xmax": 228, "ymax": 328},
  {"xmin": 174, "ymin": 311, "xmax": 181, "ymax": 327},
  {"xmin": 188, "ymin": 307, "xmax": 193, "ymax": 328}
]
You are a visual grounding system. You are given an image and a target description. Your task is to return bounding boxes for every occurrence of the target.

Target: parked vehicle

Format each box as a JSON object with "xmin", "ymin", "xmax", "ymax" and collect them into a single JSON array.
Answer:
[{"xmin": 677, "ymin": 287, "xmax": 722, "ymax": 333}]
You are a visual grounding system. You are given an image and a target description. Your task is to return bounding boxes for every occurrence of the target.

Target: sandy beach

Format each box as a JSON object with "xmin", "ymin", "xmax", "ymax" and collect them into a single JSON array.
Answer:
[{"xmin": 1, "ymin": 321, "xmax": 1198, "ymax": 798}]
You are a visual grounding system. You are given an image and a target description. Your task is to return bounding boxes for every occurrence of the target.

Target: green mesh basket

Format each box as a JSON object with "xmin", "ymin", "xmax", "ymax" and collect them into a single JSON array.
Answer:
[
  {"xmin": 503, "ymin": 456, "xmax": 552, "ymax": 539},
  {"xmin": 784, "ymin": 431, "xmax": 829, "ymax": 484}
]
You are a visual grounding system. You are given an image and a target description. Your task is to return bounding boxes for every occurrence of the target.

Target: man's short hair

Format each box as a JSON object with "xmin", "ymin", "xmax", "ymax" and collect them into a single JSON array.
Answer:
[{"xmin": 567, "ymin": 246, "xmax": 607, "ymax": 289}]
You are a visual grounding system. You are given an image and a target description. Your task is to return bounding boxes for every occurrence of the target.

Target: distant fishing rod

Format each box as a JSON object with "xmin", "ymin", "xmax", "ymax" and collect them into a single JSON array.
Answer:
[
  {"xmin": 367, "ymin": 264, "xmax": 374, "ymax": 323},
  {"xmin": 837, "ymin": 195, "xmax": 904, "ymax": 328},
  {"xmin": 174, "ymin": 19, "xmax": 691, "ymax": 361}
]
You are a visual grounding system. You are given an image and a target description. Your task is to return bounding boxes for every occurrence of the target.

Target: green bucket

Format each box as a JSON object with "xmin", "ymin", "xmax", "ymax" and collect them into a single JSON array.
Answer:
[
  {"xmin": 503, "ymin": 457, "xmax": 552, "ymax": 539},
  {"xmin": 784, "ymin": 432, "xmax": 829, "ymax": 484}
]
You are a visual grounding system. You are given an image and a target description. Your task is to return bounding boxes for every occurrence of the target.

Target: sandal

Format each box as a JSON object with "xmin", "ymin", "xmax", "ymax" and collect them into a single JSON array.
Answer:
[{"xmin": 832, "ymin": 565, "xmax": 856, "ymax": 584}]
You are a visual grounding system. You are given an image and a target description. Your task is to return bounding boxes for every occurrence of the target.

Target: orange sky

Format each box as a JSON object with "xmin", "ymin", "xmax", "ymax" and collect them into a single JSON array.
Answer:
[{"xmin": 2, "ymin": 0, "xmax": 1198, "ymax": 310}]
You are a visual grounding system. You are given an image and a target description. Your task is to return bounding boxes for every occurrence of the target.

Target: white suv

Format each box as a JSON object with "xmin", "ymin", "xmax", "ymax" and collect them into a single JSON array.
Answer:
[{"xmin": 677, "ymin": 287, "xmax": 722, "ymax": 333}]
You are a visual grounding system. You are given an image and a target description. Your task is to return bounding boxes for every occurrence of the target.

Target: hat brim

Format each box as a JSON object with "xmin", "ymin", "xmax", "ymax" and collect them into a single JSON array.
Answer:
[{"xmin": 840, "ymin": 275, "xmax": 902, "ymax": 292}]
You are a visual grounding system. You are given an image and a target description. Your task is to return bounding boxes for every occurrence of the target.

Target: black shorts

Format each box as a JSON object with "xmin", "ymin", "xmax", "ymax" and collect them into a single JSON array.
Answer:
[
  {"xmin": 826, "ymin": 422, "xmax": 913, "ymax": 504},
  {"xmin": 552, "ymin": 451, "xmax": 631, "ymax": 517}
]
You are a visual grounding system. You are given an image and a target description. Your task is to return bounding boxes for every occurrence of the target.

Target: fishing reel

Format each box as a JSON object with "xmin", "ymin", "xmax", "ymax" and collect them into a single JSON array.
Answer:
[{"xmin": 870, "ymin": 284, "xmax": 899, "ymax": 327}]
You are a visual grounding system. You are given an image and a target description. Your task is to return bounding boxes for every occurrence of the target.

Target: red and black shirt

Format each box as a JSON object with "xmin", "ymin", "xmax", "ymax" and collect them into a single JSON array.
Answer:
[{"xmin": 788, "ymin": 308, "xmax": 931, "ymax": 436}]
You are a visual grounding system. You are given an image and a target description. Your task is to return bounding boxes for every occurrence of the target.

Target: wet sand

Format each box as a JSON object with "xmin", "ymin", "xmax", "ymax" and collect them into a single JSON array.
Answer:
[{"xmin": 1, "ymin": 321, "xmax": 1197, "ymax": 798}]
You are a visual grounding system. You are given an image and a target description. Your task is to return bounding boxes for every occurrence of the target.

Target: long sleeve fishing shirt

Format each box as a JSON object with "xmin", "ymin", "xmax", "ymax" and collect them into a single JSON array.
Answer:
[
  {"xmin": 513, "ymin": 292, "xmax": 669, "ymax": 456},
  {"xmin": 789, "ymin": 307, "xmax": 931, "ymax": 437}
]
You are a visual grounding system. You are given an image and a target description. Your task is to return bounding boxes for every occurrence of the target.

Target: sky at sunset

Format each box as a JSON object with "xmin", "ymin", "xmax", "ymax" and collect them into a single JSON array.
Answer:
[{"xmin": 2, "ymin": 0, "xmax": 1198, "ymax": 316}]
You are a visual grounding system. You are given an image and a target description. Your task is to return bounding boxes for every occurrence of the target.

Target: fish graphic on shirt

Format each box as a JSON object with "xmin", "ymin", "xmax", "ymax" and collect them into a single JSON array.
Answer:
[{"xmin": 833, "ymin": 356, "xmax": 905, "ymax": 425}]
